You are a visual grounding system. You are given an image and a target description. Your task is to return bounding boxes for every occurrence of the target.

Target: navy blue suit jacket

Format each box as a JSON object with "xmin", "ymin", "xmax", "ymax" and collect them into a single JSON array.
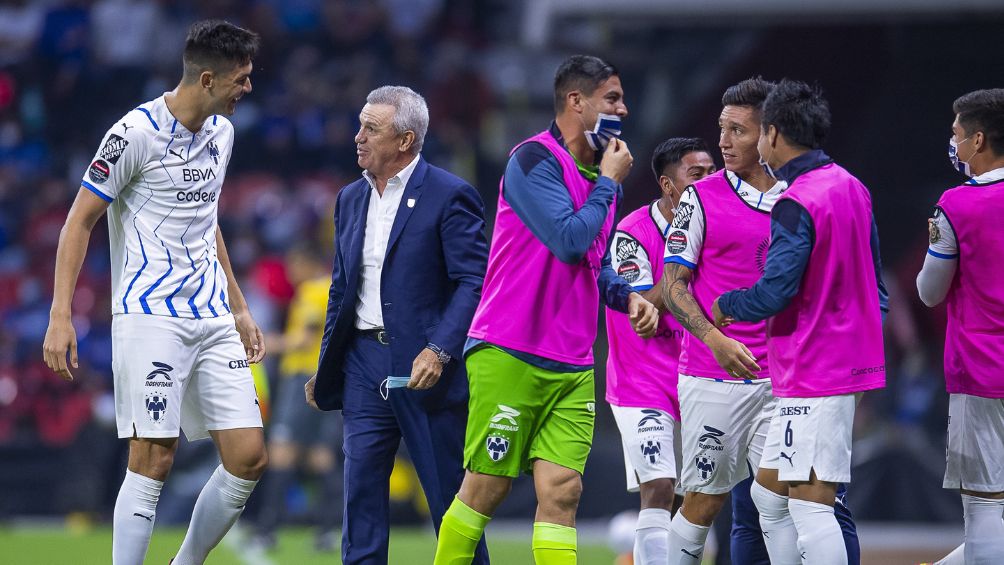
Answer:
[{"xmin": 315, "ymin": 157, "xmax": 488, "ymax": 412}]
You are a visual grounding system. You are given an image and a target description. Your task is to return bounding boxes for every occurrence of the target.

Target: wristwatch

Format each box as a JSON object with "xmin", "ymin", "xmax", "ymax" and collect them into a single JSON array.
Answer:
[{"xmin": 426, "ymin": 343, "xmax": 452, "ymax": 365}]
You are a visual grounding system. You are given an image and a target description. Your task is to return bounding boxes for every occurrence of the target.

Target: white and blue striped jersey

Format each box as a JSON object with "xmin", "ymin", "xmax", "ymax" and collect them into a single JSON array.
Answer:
[{"xmin": 81, "ymin": 95, "xmax": 234, "ymax": 319}]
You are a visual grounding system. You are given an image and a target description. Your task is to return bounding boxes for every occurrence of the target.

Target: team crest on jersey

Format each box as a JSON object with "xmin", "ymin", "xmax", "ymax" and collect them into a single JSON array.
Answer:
[
  {"xmin": 88, "ymin": 160, "xmax": 110, "ymax": 184},
  {"xmin": 674, "ymin": 202, "xmax": 695, "ymax": 230},
  {"xmin": 616, "ymin": 234, "xmax": 641, "ymax": 262},
  {"xmin": 486, "ymin": 436, "xmax": 510, "ymax": 461},
  {"xmin": 208, "ymin": 140, "xmax": 220, "ymax": 165},
  {"xmin": 667, "ymin": 230, "xmax": 688, "ymax": 255},
  {"xmin": 145, "ymin": 393, "xmax": 168, "ymax": 423},
  {"xmin": 100, "ymin": 134, "xmax": 129, "ymax": 164}
]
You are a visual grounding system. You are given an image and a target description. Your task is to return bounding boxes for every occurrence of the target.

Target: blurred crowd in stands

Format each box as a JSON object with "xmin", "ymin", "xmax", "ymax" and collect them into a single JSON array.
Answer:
[{"xmin": 0, "ymin": 0, "xmax": 962, "ymax": 524}]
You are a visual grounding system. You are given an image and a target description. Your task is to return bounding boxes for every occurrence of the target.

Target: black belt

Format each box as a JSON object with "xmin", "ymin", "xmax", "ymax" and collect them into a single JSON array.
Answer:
[{"xmin": 359, "ymin": 328, "xmax": 390, "ymax": 345}]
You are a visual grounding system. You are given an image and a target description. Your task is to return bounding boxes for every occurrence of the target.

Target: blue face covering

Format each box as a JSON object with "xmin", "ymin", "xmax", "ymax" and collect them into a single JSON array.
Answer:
[
  {"xmin": 585, "ymin": 113, "xmax": 622, "ymax": 151},
  {"xmin": 379, "ymin": 376, "xmax": 411, "ymax": 400},
  {"xmin": 949, "ymin": 136, "xmax": 974, "ymax": 177}
]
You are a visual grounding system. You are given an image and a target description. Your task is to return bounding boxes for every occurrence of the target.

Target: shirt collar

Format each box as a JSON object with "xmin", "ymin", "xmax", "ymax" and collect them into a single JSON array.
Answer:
[
  {"xmin": 773, "ymin": 149, "xmax": 833, "ymax": 185},
  {"xmin": 362, "ymin": 153, "xmax": 422, "ymax": 193},
  {"xmin": 725, "ymin": 169, "xmax": 788, "ymax": 194},
  {"xmin": 967, "ymin": 166, "xmax": 1004, "ymax": 184},
  {"xmin": 650, "ymin": 200, "xmax": 671, "ymax": 235}
]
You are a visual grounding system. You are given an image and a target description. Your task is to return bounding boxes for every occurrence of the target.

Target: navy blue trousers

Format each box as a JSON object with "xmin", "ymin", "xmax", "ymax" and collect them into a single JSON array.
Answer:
[
  {"xmin": 730, "ymin": 472, "xmax": 860, "ymax": 565},
  {"xmin": 341, "ymin": 335, "xmax": 489, "ymax": 564}
]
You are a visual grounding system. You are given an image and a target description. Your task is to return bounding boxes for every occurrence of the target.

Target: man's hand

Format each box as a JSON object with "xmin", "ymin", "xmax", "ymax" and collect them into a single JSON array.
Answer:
[
  {"xmin": 599, "ymin": 138, "xmax": 634, "ymax": 184},
  {"xmin": 42, "ymin": 315, "xmax": 77, "ymax": 381},
  {"xmin": 628, "ymin": 292, "xmax": 659, "ymax": 338},
  {"xmin": 711, "ymin": 297, "xmax": 734, "ymax": 328},
  {"xmin": 304, "ymin": 374, "xmax": 318, "ymax": 410},
  {"xmin": 409, "ymin": 348, "xmax": 443, "ymax": 390},
  {"xmin": 234, "ymin": 311, "xmax": 266, "ymax": 363},
  {"xmin": 706, "ymin": 331, "xmax": 761, "ymax": 380}
]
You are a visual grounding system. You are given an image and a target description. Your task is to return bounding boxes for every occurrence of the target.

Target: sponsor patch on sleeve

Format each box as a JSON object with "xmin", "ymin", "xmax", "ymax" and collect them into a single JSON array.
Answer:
[
  {"xmin": 615, "ymin": 233, "xmax": 642, "ymax": 263},
  {"xmin": 88, "ymin": 160, "xmax": 111, "ymax": 184},
  {"xmin": 99, "ymin": 133, "xmax": 130, "ymax": 164},
  {"xmin": 666, "ymin": 229, "xmax": 688, "ymax": 255},
  {"xmin": 674, "ymin": 201, "xmax": 694, "ymax": 230},
  {"xmin": 617, "ymin": 260, "xmax": 641, "ymax": 282}
]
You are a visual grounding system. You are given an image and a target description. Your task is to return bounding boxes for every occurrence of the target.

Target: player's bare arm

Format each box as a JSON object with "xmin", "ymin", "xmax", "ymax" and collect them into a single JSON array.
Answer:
[
  {"xmin": 216, "ymin": 226, "xmax": 266, "ymax": 363},
  {"xmin": 664, "ymin": 262, "xmax": 760, "ymax": 379},
  {"xmin": 42, "ymin": 188, "xmax": 111, "ymax": 381}
]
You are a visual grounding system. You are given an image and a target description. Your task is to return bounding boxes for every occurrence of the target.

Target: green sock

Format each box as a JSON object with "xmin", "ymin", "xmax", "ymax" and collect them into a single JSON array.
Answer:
[
  {"xmin": 532, "ymin": 522, "xmax": 577, "ymax": 565},
  {"xmin": 433, "ymin": 497, "xmax": 490, "ymax": 565}
]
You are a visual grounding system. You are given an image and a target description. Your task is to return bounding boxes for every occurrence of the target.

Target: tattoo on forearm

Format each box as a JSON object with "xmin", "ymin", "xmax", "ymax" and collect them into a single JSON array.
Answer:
[{"xmin": 664, "ymin": 263, "xmax": 715, "ymax": 342}]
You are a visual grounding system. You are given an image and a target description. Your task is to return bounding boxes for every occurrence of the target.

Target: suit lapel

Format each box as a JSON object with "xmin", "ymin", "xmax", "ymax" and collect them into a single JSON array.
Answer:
[
  {"xmin": 346, "ymin": 183, "xmax": 371, "ymax": 290},
  {"xmin": 385, "ymin": 157, "xmax": 427, "ymax": 258}
]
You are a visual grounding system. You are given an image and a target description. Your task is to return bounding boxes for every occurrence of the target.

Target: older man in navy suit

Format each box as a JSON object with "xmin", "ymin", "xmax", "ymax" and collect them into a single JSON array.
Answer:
[{"xmin": 305, "ymin": 86, "xmax": 490, "ymax": 564}]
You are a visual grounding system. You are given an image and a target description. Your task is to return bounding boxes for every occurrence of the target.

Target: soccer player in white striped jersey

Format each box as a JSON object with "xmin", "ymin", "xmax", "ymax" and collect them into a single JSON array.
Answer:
[{"xmin": 42, "ymin": 20, "xmax": 267, "ymax": 565}]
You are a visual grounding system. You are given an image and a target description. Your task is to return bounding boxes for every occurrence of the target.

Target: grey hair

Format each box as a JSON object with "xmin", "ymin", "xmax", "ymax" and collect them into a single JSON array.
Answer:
[{"xmin": 366, "ymin": 85, "xmax": 429, "ymax": 153}]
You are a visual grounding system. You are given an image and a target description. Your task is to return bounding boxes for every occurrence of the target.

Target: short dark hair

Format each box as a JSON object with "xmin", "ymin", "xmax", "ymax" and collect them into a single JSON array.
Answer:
[
  {"xmin": 953, "ymin": 89, "xmax": 1004, "ymax": 155},
  {"xmin": 651, "ymin": 137, "xmax": 710, "ymax": 181},
  {"xmin": 761, "ymin": 79, "xmax": 831, "ymax": 150},
  {"xmin": 182, "ymin": 20, "xmax": 259, "ymax": 83},
  {"xmin": 553, "ymin": 55, "xmax": 618, "ymax": 113},
  {"xmin": 722, "ymin": 76, "xmax": 775, "ymax": 111}
]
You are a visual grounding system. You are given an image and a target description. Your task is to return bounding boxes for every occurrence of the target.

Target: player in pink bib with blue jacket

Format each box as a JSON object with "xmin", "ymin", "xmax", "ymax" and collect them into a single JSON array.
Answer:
[
  {"xmin": 715, "ymin": 80, "xmax": 888, "ymax": 565},
  {"xmin": 917, "ymin": 88, "xmax": 1004, "ymax": 565},
  {"xmin": 434, "ymin": 55, "xmax": 660, "ymax": 565}
]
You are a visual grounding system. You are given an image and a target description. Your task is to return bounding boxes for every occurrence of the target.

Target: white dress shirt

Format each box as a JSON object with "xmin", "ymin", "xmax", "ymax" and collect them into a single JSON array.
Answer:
[{"xmin": 355, "ymin": 154, "xmax": 421, "ymax": 329}]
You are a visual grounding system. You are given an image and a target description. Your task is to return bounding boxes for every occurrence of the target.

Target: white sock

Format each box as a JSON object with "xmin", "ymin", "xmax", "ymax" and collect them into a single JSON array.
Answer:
[
  {"xmin": 789, "ymin": 498, "xmax": 846, "ymax": 565},
  {"xmin": 934, "ymin": 543, "xmax": 965, "ymax": 565},
  {"xmin": 667, "ymin": 512, "xmax": 709, "ymax": 564},
  {"xmin": 174, "ymin": 465, "xmax": 257, "ymax": 565},
  {"xmin": 750, "ymin": 480, "xmax": 801, "ymax": 565},
  {"xmin": 112, "ymin": 470, "xmax": 164, "ymax": 565},
  {"xmin": 962, "ymin": 494, "xmax": 1004, "ymax": 564},
  {"xmin": 634, "ymin": 508, "xmax": 671, "ymax": 565}
]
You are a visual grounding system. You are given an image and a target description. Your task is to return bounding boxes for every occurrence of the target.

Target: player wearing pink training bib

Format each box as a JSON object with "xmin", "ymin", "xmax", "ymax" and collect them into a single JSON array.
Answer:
[
  {"xmin": 917, "ymin": 88, "xmax": 1004, "ymax": 565},
  {"xmin": 606, "ymin": 137, "xmax": 715, "ymax": 564},
  {"xmin": 715, "ymin": 80, "xmax": 888, "ymax": 565}
]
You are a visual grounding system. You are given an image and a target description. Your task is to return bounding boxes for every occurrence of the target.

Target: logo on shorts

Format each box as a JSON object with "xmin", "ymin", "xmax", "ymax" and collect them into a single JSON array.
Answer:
[
  {"xmin": 489, "ymin": 405, "xmax": 520, "ymax": 432},
  {"xmin": 698, "ymin": 425, "xmax": 725, "ymax": 451},
  {"xmin": 780, "ymin": 451, "xmax": 796, "ymax": 467},
  {"xmin": 145, "ymin": 394, "xmax": 168, "ymax": 423},
  {"xmin": 145, "ymin": 361, "xmax": 174, "ymax": 388},
  {"xmin": 486, "ymin": 436, "xmax": 510, "ymax": 462},
  {"xmin": 586, "ymin": 402, "xmax": 595, "ymax": 413},
  {"xmin": 695, "ymin": 455, "xmax": 716, "ymax": 481},
  {"xmin": 641, "ymin": 440, "xmax": 662, "ymax": 464},
  {"xmin": 228, "ymin": 359, "xmax": 249, "ymax": 369},
  {"xmin": 637, "ymin": 409, "xmax": 664, "ymax": 433}
]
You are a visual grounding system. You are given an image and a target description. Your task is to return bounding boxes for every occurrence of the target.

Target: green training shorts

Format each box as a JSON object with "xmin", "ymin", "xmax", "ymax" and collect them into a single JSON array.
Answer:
[{"xmin": 463, "ymin": 345, "xmax": 595, "ymax": 477}]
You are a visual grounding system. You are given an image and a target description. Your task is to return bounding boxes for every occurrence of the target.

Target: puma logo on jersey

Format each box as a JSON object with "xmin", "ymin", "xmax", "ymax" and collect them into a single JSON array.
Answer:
[
  {"xmin": 169, "ymin": 148, "xmax": 186, "ymax": 162},
  {"xmin": 121, "ymin": 122, "xmax": 134, "ymax": 133}
]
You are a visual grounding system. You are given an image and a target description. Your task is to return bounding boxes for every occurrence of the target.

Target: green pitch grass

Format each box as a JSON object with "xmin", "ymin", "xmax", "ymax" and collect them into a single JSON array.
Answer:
[{"xmin": 0, "ymin": 524, "xmax": 619, "ymax": 564}]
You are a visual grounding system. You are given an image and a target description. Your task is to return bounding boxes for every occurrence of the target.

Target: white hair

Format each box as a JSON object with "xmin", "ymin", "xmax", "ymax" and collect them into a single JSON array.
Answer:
[{"xmin": 366, "ymin": 85, "xmax": 429, "ymax": 153}]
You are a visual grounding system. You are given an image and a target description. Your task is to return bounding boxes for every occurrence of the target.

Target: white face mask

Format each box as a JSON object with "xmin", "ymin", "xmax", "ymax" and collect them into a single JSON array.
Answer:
[
  {"xmin": 758, "ymin": 131, "xmax": 778, "ymax": 179},
  {"xmin": 948, "ymin": 135, "xmax": 974, "ymax": 177},
  {"xmin": 585, "ymin": 112, "xmax": 622, "ymax": 151}
]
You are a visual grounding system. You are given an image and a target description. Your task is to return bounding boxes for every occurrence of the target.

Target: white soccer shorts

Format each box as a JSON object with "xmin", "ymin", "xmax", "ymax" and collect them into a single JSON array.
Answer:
[
  {"xmin": 610, "ymin": 405, "xmax": 681, "ymax": 492},
  {"xmin": 112, "ymin": 313, "xmax": 263, "ymax": 441},
  {"xmin": 760, "ymin": 394, "xmax": 857, "ymax": 483},
  {"xmin": 944, "ymin": 393, "xmax": 1004, "ymax": 492},
  {"xmin": 678, "ymin": 375, "xmax": 775, "ymax": 494}
]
